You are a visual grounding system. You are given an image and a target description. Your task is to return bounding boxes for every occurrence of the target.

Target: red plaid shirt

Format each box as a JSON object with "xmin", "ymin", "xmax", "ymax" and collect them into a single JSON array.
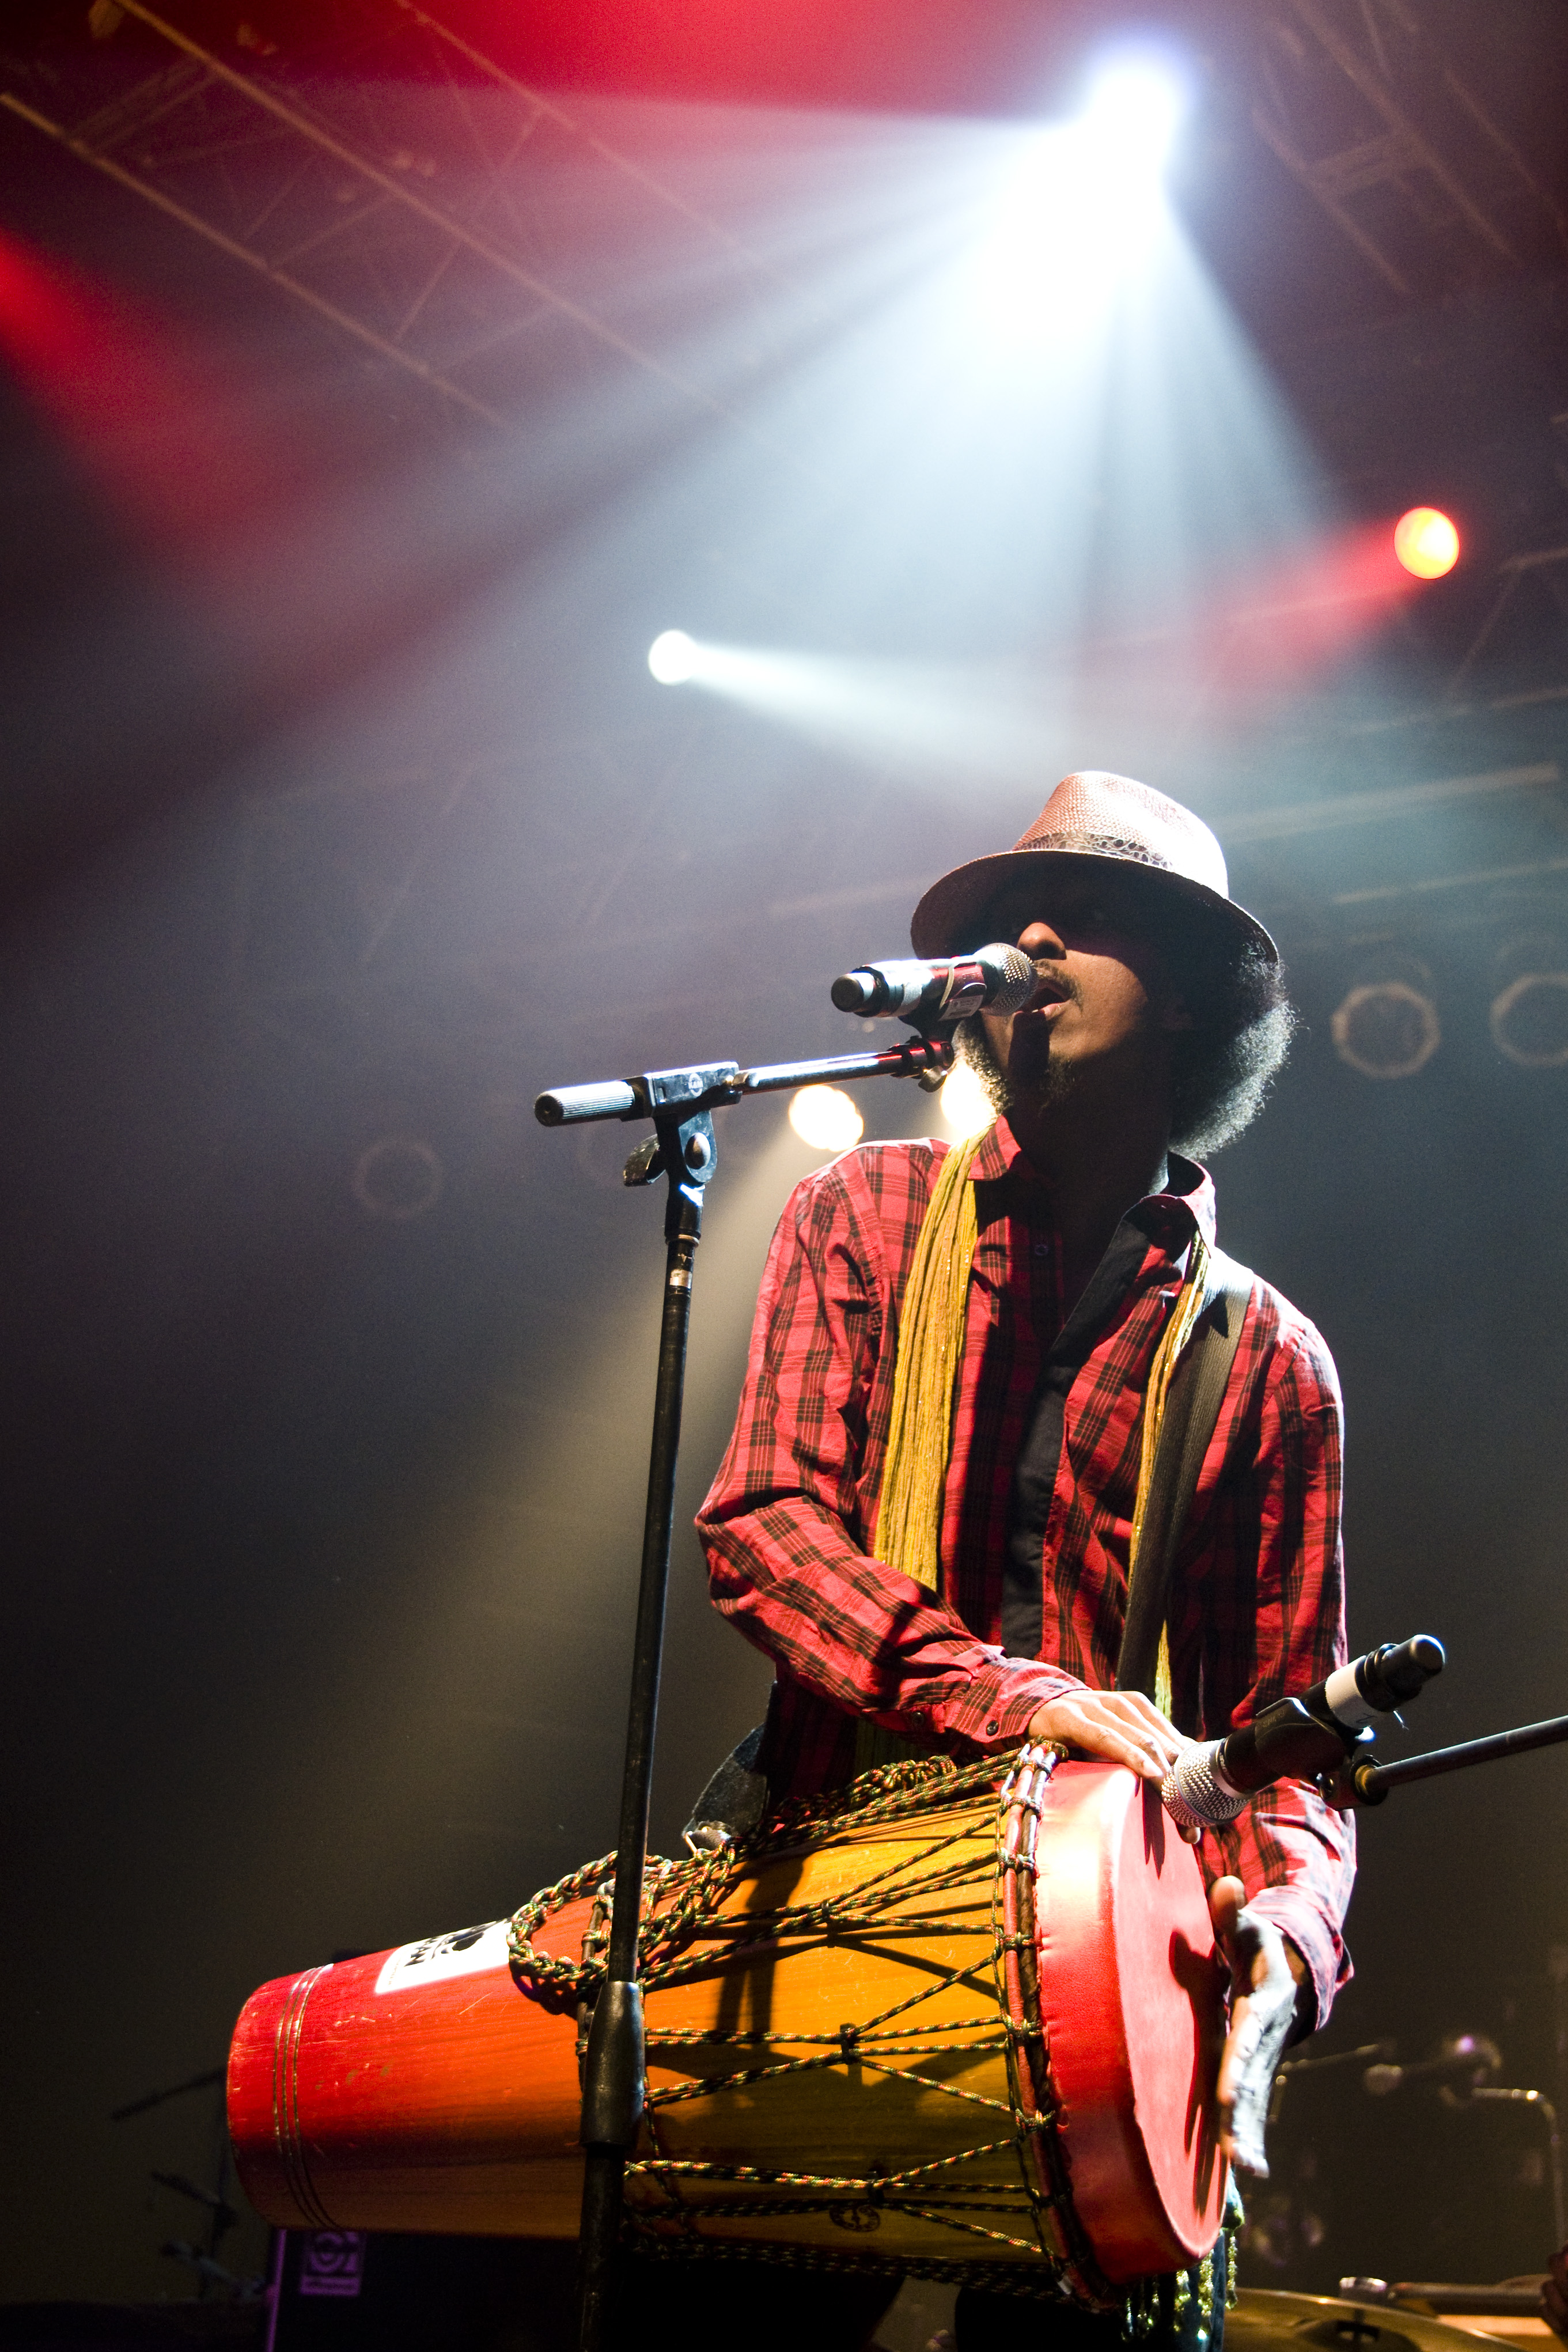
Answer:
[{"xmin": 696, "ymin": 1116, "xmax": 1355, "ymax": 2028}]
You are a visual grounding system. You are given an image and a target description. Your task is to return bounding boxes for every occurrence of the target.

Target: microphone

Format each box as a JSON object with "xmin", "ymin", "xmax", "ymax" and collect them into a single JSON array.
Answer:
[
  {"xmin": 1363, "ymin": 2035, "xmax": 1499, "ymax": 2097},
  {"xmin": 831, "ymin": 943, "xmax": 1037, "ymax": 1024},
  {"xmin": 1161, "ymin": 1633, "xmax": 1445, "ymax": 1832}
]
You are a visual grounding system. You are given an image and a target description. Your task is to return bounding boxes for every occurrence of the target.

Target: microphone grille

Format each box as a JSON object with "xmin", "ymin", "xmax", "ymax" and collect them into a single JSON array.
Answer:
[
  {"xmin": 1161, "ymin": 1743, "xmax": 1250, "ymax": 1832},
  {"xmin": 978, "ymin": 943, "xmax": 1039, "ymax": 1016}
]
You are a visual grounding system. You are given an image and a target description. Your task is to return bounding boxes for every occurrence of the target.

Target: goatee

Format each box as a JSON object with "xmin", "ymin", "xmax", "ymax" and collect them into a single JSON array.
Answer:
[{"xmin": 956, "ymin": 1016, "xmax": 1076, "ymax": 1119}]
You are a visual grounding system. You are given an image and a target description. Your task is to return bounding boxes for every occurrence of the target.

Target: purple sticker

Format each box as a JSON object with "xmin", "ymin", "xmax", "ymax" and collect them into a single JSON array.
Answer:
[{"xmin": 298, "ymin": 2230, "xmax": 367, "ymax": 2298}]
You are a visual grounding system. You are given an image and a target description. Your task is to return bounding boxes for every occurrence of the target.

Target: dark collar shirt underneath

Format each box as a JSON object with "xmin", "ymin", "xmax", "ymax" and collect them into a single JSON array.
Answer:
[{"xmin": 695, "ymin": 1114, "xmax": 1355, "ymax": 2030}]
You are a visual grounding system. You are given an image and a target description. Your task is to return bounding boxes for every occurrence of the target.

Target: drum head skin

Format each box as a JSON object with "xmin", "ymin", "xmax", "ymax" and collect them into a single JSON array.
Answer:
[{"xmin": 1035, "ymin": 1761, "xmax": 1230, "ymax": 2278}]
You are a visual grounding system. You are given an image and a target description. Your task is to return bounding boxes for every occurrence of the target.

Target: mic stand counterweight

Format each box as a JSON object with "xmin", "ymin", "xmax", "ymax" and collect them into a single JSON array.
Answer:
[{"xmin": 539, "ymin": 1031, "xmax": 955, "ymax": 2352}]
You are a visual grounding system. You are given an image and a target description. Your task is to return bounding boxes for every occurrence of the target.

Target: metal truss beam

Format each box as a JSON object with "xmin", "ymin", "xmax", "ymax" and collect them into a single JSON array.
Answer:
[
  {"xmin": 0, "ymin": 0, "xmax": 789, "ymax": 445},
  {"xmin": 1450, "ymin": 546, "xmax": 1568, "ymax": 695},
  {"xmin": 1245, "ymin": 0, "xmax": 1568, "ymax": 302},
  {"xmin": 0, "ymin": 83, "xmax": 505, "ymax": 421}
]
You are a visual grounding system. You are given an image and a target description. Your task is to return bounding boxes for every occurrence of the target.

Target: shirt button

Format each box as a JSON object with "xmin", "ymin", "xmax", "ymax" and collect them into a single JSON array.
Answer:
[
  {"xmin": 986, "ymin": 1719, "xmax": 1000, "ymax": 1735},
  {"xmin": 1032, "ymin": 1242, "xmax": 1051, "ymax": 1257}
]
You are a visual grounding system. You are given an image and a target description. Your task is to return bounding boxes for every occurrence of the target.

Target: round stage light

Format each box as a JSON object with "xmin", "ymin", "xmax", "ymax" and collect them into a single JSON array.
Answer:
[
  {"xmin": 788, "ymin": 1085, "xmax": 864, "ymax": 1154},
  {"xmin": 1393, "ymin": 507, "xmax": 1460, "ymax": 580},
  {"xmin": 1490, "ymin": 971, "xmax": 1568, "ymax": 1068},
  {"xmin": 1331, "ymin": 981, "xmax": 1441, "ymax": 1080},
  {"xmin": 938, "ymin": 1057, "xmax": 994, "ymax": 1140},
  {"xmin": 648, "ymin": 629, "xmax": 698, "ymax": 684},
  {"xmin": 351, "ymin": 1135, "xmax": 445, "ymax": 1220},
  {"xmin": 1081, "ymin": 54, "xmax": 1187, "ymax": 174}
]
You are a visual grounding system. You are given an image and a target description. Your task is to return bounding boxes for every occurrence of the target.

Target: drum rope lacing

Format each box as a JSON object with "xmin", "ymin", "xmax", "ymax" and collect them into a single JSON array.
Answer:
[{"xmin": 506, "ymin": 1744, "xmax": 1138, "ymax": 2308}]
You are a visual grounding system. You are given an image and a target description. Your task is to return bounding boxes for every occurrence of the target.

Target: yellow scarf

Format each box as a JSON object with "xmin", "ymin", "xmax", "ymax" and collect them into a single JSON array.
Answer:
[
  {"xmin": 861, "ymin": 1128, "xmax": 1207, "ymax": 1756},
  {"xmin": 1127, "ymin": 1229, "xmax": 1210, "ymax": 1718},
  {"xmin": 871, "ymin": 1128, "xmax": 987, "ymax": 1589}
]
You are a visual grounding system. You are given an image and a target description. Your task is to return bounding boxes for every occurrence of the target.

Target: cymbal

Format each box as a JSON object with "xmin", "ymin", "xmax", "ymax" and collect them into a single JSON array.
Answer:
[{"xmin": 1233, "ymin": 2290, "xmax": 1551, "ymax": 2352}]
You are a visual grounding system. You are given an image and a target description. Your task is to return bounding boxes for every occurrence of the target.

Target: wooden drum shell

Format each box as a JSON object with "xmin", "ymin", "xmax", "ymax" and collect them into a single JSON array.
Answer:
[{"xmin": 228, "ymin": 1761, "xmax": 1228, "ymax": 2283}]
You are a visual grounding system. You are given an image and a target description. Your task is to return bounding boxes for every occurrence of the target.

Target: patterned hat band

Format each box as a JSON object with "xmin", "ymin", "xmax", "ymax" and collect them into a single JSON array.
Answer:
[{"xmin": 1020, "ymin": 831, "xmax": 1177, "ymax": 872}]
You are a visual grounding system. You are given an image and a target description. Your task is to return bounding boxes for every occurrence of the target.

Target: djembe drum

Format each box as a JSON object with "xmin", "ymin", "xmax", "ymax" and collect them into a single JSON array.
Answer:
[{"xmin": 228, "ymin": 1749, "xmax": 1229, "ymax": 2306}]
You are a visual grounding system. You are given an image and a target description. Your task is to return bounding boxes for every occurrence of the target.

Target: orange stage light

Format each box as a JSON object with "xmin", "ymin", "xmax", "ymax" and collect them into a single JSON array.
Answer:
[{"xmin": 1393, "ymin": 506, "xmax": 1460, "ymax": 580}]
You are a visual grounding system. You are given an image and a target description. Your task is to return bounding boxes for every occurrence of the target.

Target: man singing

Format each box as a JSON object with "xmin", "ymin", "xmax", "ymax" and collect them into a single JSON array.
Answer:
[{"xmin": 686, "ymin": 772, "xmax": 1354, "ymax": 2349}]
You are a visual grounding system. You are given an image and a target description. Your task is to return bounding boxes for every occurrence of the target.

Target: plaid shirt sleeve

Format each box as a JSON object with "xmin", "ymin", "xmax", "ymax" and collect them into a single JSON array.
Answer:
[
  {"xmin": 1187, "ymin": 1311, "xmax": 1355, "ymax": 2034},
  {"xmin": 698, "ymin": 1148, "xmax": 1080, "ymax": 1754}
]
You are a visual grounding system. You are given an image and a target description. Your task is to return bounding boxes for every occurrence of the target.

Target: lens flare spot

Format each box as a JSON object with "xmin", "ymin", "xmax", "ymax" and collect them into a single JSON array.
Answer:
[
  {"xmin": 648, "ymin": 629, "xmax": 698, "ymax": 683},
  {"xmin": 1393, "ymin": 508, "xmax": 1459, "ymax": 580},
  {"xmin": 938, "ymin": 1058, "xmax": 995, "ymax": 1139},
  {"xmin": 788, "ymin": 1085, "xmax": 865, "ymax": 1154}
]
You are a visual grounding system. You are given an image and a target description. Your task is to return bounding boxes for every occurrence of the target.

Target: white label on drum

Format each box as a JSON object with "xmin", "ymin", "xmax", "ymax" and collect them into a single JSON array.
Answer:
[{"xmin": 373, "ymin": 1920, "xmax": 511, "ymax": 1995}]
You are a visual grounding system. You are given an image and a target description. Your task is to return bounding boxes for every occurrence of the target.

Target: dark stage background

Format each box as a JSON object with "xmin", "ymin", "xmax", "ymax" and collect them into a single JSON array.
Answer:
[{"xmin": 2, "ymin": 0, "xmax": 1568, "ymax": 2315}]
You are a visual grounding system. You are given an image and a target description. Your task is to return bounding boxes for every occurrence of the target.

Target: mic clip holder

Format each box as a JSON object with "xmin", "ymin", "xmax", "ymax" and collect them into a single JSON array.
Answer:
[
  {"xmin": 1315, "ymin": 1729, "xmax": 1378, "ymax": 1809},
  {"xmin": 1224, "ymin": 1693, "xmax": 1368, "ymax": 1801},
  {"xmin": 905, "ymin": 1016, "xmax": 957, "ymax": 1086},
  {"xmin": 623, "ymin": 1119, "xmax": 717, "ymax": 1192}
]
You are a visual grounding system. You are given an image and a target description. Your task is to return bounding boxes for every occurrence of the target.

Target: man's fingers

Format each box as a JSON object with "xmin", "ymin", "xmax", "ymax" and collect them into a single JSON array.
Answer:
[
  {"xmin": 1119, "ymin": 1690, "xmax": 1192, "ymax": 1742},
  {"xmin": 1221, "ymin": 2113, "xmax": 1271, "ymax": 2179},
  {"xmin": 1207, "ymin": 1875, "xmax": 1245, "ymax": 1952},
  {"xmin": 1217, "ymin": 2003, "xmax": 1264, "ymax": 2104},
  {"xmin": 1216, "ymin": 2001, "xmax": 1275, "ymax": 2177},
  {"xmin": 1094, "ymin": 1726, "xmax": 1176, "ymax": 1782},
  {"xmin": 1028, "ymin": 1695, "xmax": 1185, "ymax": 1779},
  {"xmin": 1072, "ymin": 1718, "xmax": 1167, "ymax": 1779},
  {"xmin": 1217, "ymin": 2094, "xmax": 1270, "ymax": 2178},
  {"xmin": 1104, "ymin": 1693, "xmax": 1190, "ymax": 1763}
]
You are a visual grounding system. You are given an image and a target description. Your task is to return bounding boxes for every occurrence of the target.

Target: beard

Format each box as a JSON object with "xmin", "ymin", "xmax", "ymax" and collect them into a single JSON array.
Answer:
[{"xmin": 956, "ymin": 1013, "xmax": 1077, "ymax": 1120}]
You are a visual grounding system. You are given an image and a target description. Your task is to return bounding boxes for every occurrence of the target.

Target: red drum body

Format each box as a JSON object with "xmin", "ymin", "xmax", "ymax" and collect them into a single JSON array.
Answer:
[
  {"xmin": 229, "ymin": 1759, "xmax": 1228, "ymax": 2296},
  {"xmin": 228, "ymin": 1905, "xmax": 590, "ymax": 2241}
]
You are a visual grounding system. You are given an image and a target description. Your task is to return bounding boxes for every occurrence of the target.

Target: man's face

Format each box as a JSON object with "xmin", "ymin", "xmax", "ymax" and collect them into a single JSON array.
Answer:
[{"xmin": 974, "ymin": 866, "xmax": 1191, "ymax": 1109}]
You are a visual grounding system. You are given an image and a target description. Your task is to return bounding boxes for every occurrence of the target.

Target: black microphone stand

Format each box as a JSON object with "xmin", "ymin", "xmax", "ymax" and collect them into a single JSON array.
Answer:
[
  {"xmin": 534, "ymin": 1030, "xmax": 953, "ymax": 2352},
  {"xmin": 1344, "ymin": 1707, "xmax": 1568, "ymax": 1803}
]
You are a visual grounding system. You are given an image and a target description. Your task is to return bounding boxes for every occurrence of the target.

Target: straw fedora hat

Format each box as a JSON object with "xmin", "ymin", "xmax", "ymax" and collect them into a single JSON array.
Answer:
[{"xmin": 909, "ymin": 770, "xmax": 1276, "ymax": 966}]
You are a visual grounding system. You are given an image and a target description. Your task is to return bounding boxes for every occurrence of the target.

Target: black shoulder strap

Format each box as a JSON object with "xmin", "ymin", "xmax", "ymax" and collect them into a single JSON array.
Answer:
[{"xmin": 1116, "ymin": 1248, "xmax": 1253, "ymax": 1708}]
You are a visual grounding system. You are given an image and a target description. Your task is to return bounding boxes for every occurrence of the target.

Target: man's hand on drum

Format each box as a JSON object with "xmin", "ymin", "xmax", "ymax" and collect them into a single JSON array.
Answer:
[
  {"xmin": 1208, "ymin": 1875, "xmax": 1306, "ymax": 2179},
  {"xmin": 1027, "ymin": 1689, "xmax": 1191, "ymax": 1783},
  {"xmin": 1542, "ymin": 2242, "xmax": 1568, "ymax": 2342}
]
